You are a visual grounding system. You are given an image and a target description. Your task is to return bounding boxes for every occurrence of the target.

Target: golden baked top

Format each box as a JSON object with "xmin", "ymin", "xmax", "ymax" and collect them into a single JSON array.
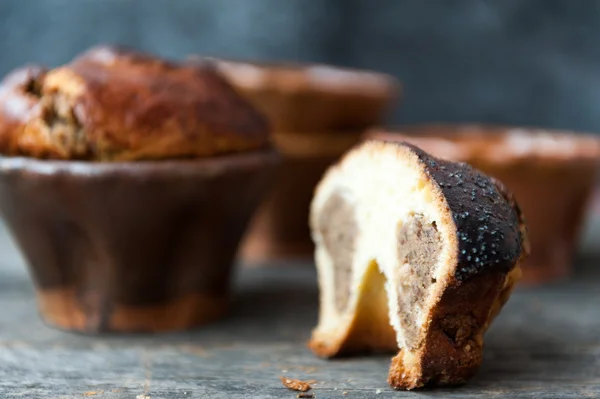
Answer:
[{"xmin": 0, "ymin": 46, "xmax": 271, "ymax": 161}]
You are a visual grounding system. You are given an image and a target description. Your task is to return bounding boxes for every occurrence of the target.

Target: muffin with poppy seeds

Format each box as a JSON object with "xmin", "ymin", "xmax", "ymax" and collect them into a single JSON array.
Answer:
[{"xmin": 309, "ymin": 140, "xmax": 527, "ymax": 389}]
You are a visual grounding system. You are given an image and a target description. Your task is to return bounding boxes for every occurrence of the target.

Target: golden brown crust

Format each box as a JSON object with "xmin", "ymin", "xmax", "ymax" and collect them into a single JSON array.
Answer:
[
  {"xmin": 0, "ymin": 65, "xmax": 48, "ymax": 154},
  {"xmin": 388, "ymin": 268, "xmax": 522, "ymax": 389},
  {"xmin": 0, "ymin": 46, "xmax": 271, "ymax": 161}
]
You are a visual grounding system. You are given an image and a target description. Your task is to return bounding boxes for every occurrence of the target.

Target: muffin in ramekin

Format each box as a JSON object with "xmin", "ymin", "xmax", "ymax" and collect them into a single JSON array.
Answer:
[
  {"xmin": 191, "ymin": 58, "xmax": 400, "ymax": 261},
  {"xmin": 366, "ymin": 124, "xmax": 600, "ymax": 285},
  {"xmin": 0, "ymin": 46, "xmax": 278, "ymax": 332}
]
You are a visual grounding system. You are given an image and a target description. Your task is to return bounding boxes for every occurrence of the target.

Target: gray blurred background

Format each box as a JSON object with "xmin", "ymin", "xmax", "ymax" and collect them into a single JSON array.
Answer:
[{"xmin": 1, "ymin": 0, "xmax": 600, "ymax": 132}]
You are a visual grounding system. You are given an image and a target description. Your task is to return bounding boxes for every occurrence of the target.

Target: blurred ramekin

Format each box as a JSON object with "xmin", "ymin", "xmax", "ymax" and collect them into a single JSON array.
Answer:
[{"xmin": 0, "ymin": 152, "xmax": 277, "ymax": 332}]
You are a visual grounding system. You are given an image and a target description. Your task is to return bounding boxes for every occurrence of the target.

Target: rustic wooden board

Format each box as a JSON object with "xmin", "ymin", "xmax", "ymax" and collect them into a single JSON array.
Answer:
[{"xmin": 0, "ymin": 226, "xmax": 598, "ymax": 399}]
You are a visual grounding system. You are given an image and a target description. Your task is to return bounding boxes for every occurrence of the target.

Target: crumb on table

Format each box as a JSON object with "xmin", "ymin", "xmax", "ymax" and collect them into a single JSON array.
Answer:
[{"xmin": 280, "ymin": 376, "xmax": 312, "ymax": 392}]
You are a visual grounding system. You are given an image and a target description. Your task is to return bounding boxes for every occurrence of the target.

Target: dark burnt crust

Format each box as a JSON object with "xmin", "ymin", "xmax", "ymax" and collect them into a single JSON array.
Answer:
[
  {"xmin": 387, "ymin": 141, "xmax": 527, "ymax": 389},
  {"xmin": 386, "ymin": 141, "xmax": 526, "ymax": 388},
  {"xmin": 489, "ymin": 176, "xmax": 530, "ymax": 259},
  {"xmin": 394, "ymin": 141, "xmax": 526, "ymax": 281}
]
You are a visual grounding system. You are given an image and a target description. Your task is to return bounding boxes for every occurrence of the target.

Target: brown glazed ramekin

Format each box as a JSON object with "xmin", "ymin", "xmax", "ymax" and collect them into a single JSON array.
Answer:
[
  {"xmin": 198, "ymin": 59, "xmax": 400, "ymax": 261},
  {"xmin": 366, "ymin": 125, "xmax": 600, "ymax": 285},
  {"xmin": 202, "ymin": 59, "xmax": 400, "ymax": 133},
  {"xmin": 0, "ymin": 150, "xmax": 277, "ymax": 332}
]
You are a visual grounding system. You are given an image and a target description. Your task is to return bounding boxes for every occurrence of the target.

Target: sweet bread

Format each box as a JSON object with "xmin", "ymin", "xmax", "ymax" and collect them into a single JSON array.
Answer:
[
  {"xmin": 0, "ymin": 46, "xmax": 270, "ymax": 161},
  {"xmin": 309, "ymin": 140, "xmax": 528, "ymax": 389}
]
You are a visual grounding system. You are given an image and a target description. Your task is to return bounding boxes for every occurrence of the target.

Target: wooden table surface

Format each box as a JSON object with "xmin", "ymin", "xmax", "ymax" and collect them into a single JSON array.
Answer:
[{"xmin": 0, "ymin": 225, "xmax": 598, "ymax": 399}]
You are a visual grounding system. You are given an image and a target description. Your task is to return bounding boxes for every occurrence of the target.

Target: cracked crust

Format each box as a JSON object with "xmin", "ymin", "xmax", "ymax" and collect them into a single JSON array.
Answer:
[
  {"xmin": 0, "ymin": 46, "xmax": 271, "ymax": 161},
  {"xmin": 309, "ymin": 140, "xmax": 528, "ymax": 389}
]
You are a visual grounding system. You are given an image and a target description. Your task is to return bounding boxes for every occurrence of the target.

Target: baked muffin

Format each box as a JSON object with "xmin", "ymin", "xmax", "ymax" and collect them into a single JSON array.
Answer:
[
  {"xmin": 309, "ymin": 140, "xmax": 527, "ymax": 389},
  {"xmin": 0, "ymin": 46, "xmax": 278, "ymax": 333},
  {"xmin": 189, "ymin": 57, "xmax": 400, "ymax": 261},
  {"xmin": 366, "ymin": 125, "xmax": 600, "ymax": 284},
  {"xmin": 0, "ymin": 46, "xmax": 270, "ymax": 160}
]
